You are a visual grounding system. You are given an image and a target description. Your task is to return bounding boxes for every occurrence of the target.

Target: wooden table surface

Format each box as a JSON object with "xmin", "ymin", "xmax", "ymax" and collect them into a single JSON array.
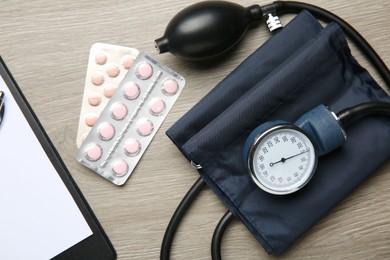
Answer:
[{"xmin": 0, "ymin": 0, "xmax": 389, "ymax": 259}]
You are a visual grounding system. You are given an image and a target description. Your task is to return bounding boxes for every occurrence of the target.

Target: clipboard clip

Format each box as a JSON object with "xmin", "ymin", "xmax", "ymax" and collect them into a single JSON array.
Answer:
[{"xmin": 0, "ymin": 91, "xmax": 5, "ymax": 126}]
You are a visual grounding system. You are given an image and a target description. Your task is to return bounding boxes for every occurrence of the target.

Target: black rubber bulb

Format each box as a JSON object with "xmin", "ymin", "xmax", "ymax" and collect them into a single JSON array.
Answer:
[{"xmin": 155, "ymin": 1, "xmax": 263, "ymax": 60}]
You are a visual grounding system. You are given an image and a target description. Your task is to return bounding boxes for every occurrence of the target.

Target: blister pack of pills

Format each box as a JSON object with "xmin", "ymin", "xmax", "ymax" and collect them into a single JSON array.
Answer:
[
  {"xmin": 76, "ymin": 53, "xmax": 186, "ymax": 185},
  {"xmin": 76, "ymin": 43, "xmax": 139, "ymax": 147}
]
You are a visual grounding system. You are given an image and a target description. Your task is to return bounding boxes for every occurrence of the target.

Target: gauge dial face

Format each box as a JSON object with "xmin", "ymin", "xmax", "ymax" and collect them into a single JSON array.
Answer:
[{"xmin": 248, "ymin": 125, "xmax": 317, "ymax": 195}]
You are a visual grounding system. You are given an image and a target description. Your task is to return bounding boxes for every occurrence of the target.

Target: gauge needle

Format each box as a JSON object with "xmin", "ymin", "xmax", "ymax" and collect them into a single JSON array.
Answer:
[
  {"xmin": 0, "ymin": 91, "xmax": 4, "ymax": 126},
  {"xmin": 269, "ymin": 149, "xmax": 310, "ymax": 167}
]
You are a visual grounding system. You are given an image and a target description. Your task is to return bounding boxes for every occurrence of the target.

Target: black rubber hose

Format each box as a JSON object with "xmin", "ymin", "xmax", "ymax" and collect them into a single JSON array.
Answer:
[
  {"xmin": 337, "ymin": 101, "xmax": 390, "ymax": 127},
  {"xmin": 211, "ymin": 211, "xmax": 235, "ymax": 260},
  {"xmin": 160, "ymin": 177, "xmax": 207, "ymax": 260}
]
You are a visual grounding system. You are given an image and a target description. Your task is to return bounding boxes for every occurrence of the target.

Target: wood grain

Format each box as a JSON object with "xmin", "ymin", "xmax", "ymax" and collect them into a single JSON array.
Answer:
[{"xmin": 0, "ymin": 0, "xmax": 389, "ymax": 259}]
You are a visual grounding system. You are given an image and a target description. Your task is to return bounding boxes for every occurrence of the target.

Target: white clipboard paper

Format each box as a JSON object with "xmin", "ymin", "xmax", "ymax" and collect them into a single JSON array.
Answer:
[{"xmin": 0, "ymin": 57, "xmax": 116, "ymax": 260}]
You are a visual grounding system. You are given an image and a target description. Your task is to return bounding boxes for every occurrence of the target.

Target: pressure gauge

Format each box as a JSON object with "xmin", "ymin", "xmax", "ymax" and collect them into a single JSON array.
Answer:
[{"xmin": 246, "ymin": 124, "xmax": 318, "ymax": 195}]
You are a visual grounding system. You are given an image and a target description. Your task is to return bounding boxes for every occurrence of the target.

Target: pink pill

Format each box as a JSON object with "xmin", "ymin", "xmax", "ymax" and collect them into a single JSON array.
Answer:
[
  {"xmin": 136, "ymin": 118, "xmax": 154, "ymax": 136},
  {"xmin": 121, "ymin": 55, "xmax": 134, "ymax": 69},
  {"xmin": 162, "ymin": 79, "xmax": 179, "ymax": 95},
  {"xmin": 124, "ymin": 138, "xmax": 141, "ymax": 156},
  {"xmin": 136, "ymin": 62, "xmax": 153, "ymax": 80},
  {"xmin": 91, "ymin": 72, "xmax": 105, "ymax": 86},
  {"xmin": 123, "ymin": 82, "xmax": 140, "ymax": 100},
  {"xmin": 103, "ymin": 84, "xmax": 117, "ymax": 98},
  {"xmin": 111, "ymin": 102, "xmax": 128, "ymax": 120},
  {"xmin": 88, "ymin": 92, "xmax": 101, "ymax": 106},
  {"xmin": 149, "ymin": 98, "xmax": 166, "ymax": 116},
  {"xmin": 111, "ymin": 159, "xmax": 128, "ymax": 177},
  {"xmin": 85, "ymin": 113, "xmax": 98, "ymax": 127},
  {"xmin": 106, "ymin": 64, "xmax": 120, "ymax": 78},
  {"xmin": 95, "ymin": 52, "xmax": 107, "ymax": 65},
  {"xmin": 97, "ymin": 122, "xmax": 115, "ymax": 141},
  {"xmin": 85, "ymin": 144, "xmax": 102, "ymax": 161}
]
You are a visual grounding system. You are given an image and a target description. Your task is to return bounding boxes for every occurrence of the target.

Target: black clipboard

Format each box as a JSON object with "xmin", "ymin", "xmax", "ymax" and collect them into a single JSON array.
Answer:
[{"xmin": 0, "ymin": 57, "xmax": 116, "ymax": 260}]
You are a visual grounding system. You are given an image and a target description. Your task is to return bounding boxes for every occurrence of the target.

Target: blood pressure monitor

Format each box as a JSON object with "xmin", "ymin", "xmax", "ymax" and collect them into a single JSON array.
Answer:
[
  {"xmin": 243, "ymin": 105, "xmax": 348, "ymax": 195},
  {"xmin": 246, "ymin": 123, "xmax": 318, "ymax": 195}
]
